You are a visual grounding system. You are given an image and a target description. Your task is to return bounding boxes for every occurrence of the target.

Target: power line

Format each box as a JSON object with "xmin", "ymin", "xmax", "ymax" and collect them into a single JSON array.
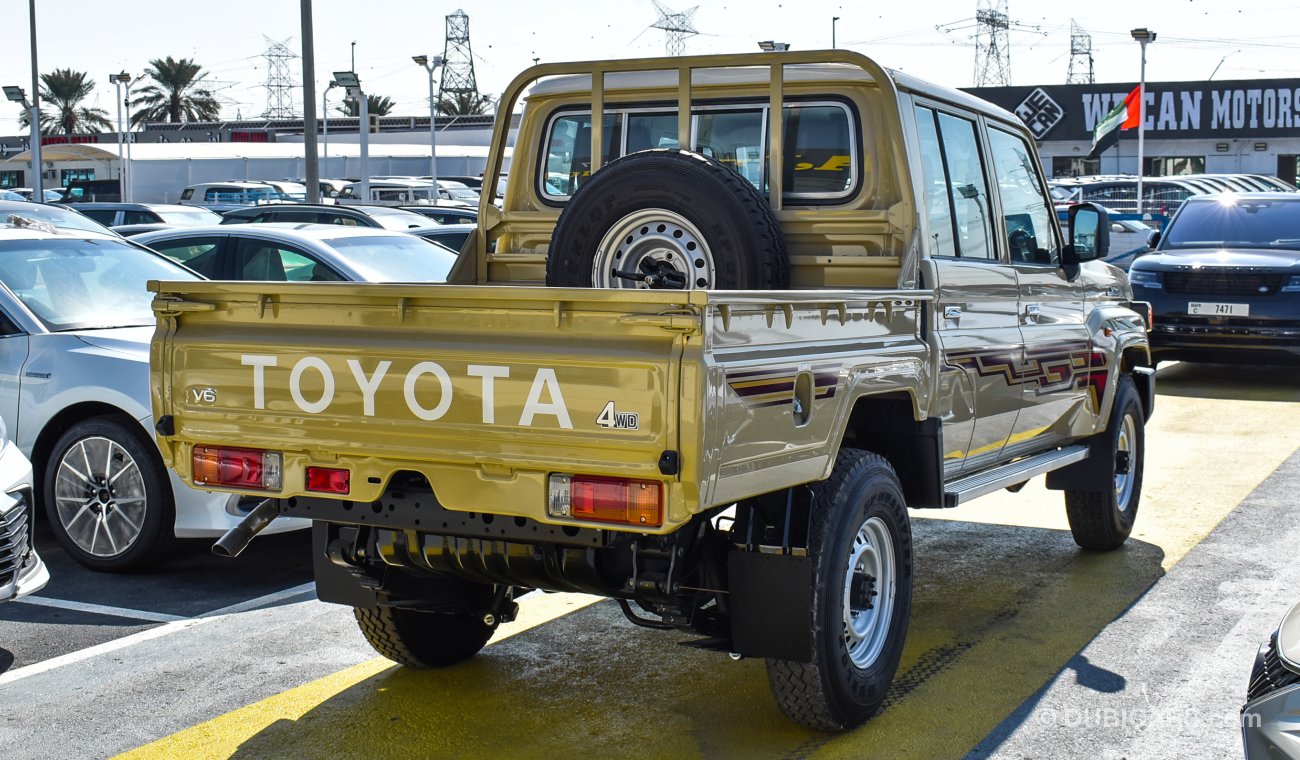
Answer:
[
  {"xmin": 1067, "ymin": 19, "xmax": 1094, "ymax": 84},
  {"xmin": 439, "ymin": 9, "xmax": 481, "ymax": 107},
  {"xmin": 974, "ymin": 0, "xmax": 1012, "ymax": 86},
  {"xmin": 650, "ymin": 1, "xmax": 700, "ymax": 57},
  {"xmin": 259, "ymin": 36, "xmax": 299, "ymax": 119}
]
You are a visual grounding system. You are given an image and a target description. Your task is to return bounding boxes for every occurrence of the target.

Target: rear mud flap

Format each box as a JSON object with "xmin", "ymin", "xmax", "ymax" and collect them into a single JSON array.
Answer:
[{"xmin": 728, "ymin": 551, "xmax": 813, "ymax": 662}]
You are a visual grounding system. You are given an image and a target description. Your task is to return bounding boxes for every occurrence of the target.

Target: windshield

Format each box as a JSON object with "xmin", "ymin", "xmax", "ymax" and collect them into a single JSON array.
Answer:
[
  {"xmin": 322, "ymin": 235, "xmax": 457, "ymax": 283},
  {"xmin": 2, "ymin": 204, "xmax": 114, "ymax": 235},
  {"xmin": 1161, "ymin": 197, "xmax": 1300, "ymax": 250},
  {"xmin": 365, "ymin": 207, "xmax": 441, "ymax": 230},
  {"xmin": 156, "ymin": 208, "xmax": 223, "ymax": 225},
  {"xmin": 0, "ymin": 237, "xmax": 198, "ymax": 330}
]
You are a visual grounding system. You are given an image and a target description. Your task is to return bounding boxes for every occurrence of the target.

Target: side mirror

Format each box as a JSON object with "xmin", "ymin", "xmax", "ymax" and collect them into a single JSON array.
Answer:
[
  {"xmin": 1146, "ymin": 229, "xmax": 1161, "ymax": 249},
  {"xmin": 1065, "ymin": 202, "xmax": 1110, "ymax": 263}
]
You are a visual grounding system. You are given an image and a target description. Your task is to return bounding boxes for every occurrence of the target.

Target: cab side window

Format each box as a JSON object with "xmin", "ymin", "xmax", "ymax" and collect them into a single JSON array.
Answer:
[
  {"xmin": 935, "ymin": 112, "xmax": 994, "ymax": 260},
  {"xmin": 914, "ymin": 106, "xmax": 957, "ymax": 258},
  {"xmin": 987, "ymin": 127, "xmax": 1058, "ymax": 265},
  {"xmin": 544, "ymin": 113, "xmax": 623, "ymax": 197}
]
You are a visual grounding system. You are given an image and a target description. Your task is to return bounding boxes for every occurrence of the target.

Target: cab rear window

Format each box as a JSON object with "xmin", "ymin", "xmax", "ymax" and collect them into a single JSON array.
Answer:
[{"xmin": 540, "ymin": 101, "xmax": 856, "ymax": 205}]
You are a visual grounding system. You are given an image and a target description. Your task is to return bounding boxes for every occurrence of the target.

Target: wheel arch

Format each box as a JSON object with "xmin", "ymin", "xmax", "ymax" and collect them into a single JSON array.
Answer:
[
  {"xmin": 31, "ymin": 402, "xmax": 152, "ymax": 490},
  {"xmin": 837, "ymin": 391, "xmax": 944, "ymax": 509},
  {"xmin": 1118, "ymin": 344, "xmax": 1155, "ymax": 422}
]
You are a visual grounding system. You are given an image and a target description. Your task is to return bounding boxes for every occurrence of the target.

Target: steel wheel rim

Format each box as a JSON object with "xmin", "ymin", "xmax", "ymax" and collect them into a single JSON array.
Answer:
[
  {"xmin": 53, "ymin": 436, "xmax": 148, "ymax": 557},
  {"xmin": 842, "ymin": 515, "xmax": 896, "ymax": 670},
  {"xmin": 1114, "ymin": 413, "xmax": 1137, "ymax": 513},
  {"xmin": 592, "ymin": 208, "xmax": 714, "ymax": 289}
]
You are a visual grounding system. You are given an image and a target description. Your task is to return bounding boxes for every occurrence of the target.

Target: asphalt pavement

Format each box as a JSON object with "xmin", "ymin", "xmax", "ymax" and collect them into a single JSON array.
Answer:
[{"xmin": 0, "ymin": 361, "xmax": 1297, "ymax": 759}]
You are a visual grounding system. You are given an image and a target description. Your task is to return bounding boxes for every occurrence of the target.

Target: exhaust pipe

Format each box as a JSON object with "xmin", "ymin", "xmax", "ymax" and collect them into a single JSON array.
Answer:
[{"xmin": 212, "ymin": 499, "xmax": 279, "ymax": 558}]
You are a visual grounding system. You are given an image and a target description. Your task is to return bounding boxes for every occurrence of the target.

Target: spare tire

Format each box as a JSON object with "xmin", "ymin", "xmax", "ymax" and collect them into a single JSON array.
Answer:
[{"xmin": 546, "ymin": 149, "xmax": 788, "ymax": 290}]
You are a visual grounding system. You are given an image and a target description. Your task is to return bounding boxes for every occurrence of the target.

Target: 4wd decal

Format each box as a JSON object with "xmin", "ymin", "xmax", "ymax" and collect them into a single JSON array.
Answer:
[
  {"xmin": 726, "ymin": 364, "xmax": 839, "ymax": 409},
  {"xmin": 596, "ymin": 401, "xmax": 640, "ymax": 430},
  {"xmin": 948, "ymin": 343, "xmax": 1110, "ymax": 412}
]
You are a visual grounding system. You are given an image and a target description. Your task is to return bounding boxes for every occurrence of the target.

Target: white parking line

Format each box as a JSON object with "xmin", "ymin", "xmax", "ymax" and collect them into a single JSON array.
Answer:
[
  {"xmin": 13, "ymin": 596, "xmax": 188, "ymax": 624},
  {"xmin": 0, "ymin": 582, "xmax": 317, "ymax": 687}
]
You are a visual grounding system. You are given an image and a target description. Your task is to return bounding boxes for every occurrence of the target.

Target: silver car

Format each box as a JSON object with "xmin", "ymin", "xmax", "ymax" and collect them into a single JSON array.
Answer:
[
  {"xmin": 133, "ymin": 224, "xmax": 458, "ymax": 283},
  {"xmin": 1243, "ymin": 602, "xmax": 1300, "ymax": 758},
  {"xmin": 0, "ymin": 225, "xmax": 305, "ymax": 571},
  {"xmin": 0, "ymin": 413, "xmax": 47, "ymax": 602}
]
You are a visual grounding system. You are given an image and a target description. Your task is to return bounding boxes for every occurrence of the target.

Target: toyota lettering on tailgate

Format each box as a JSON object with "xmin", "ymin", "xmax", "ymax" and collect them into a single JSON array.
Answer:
[{"xmin": 239, "ymin": 354, "xmax": 574, "ymax": 428}]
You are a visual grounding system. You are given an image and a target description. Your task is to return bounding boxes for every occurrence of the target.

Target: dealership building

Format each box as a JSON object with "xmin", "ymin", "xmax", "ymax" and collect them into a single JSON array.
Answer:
[{"xmin": 964, "ymin": 77, "xmax": 1300, "ymax": 185}]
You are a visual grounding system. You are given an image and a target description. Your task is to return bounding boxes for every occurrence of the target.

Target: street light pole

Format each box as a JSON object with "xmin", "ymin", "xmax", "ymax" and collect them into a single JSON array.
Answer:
[
  {"xmin": 334, "ymin": 71, "xmax": 366, "ymax": 202},
  {"xmin": 322, "ymin": 81, "xmax": 336, "ymax": 179},
  {"xmin": 123, "ymin": 76, "xmax": 134, "ymax": 202},
  {"xmin": 832, "ymin": 16, "xmax": 840, "ymax": 49},
  {"xmin": 28, "ymin": 0, "xmax": 42, "ymax": 202},
  {"xmin": 300, "ymin": 0, "xmax": 320, "ymax": 204},
  {"xmin": 110, "ymin": 73, "xmax": 129, "ymax": 197},
  {"xmin": 412, "ymin": 55, "xmax": 445, "ymax": 191},
  {"xmin": 1131, "ymin": 27, "xmax": 1156, "ymax": 218}
]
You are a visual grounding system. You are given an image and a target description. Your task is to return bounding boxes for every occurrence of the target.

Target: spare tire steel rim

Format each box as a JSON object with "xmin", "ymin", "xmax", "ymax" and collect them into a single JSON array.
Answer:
[
  {"xmin": 592, "ymin": 208, "xmax": 715, "ymax": 289},
  {"xmin": 53, "ymin": 435, "xmax": 147, "ymax": 557}
]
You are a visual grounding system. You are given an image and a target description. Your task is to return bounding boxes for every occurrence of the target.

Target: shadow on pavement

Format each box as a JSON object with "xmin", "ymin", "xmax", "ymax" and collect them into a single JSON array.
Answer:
[
  {"xmin": 220, "ymin": 518, "xmax": 1166, "ymax": 759},
  {"xmin": 1155, "ymin": 361, "xmax": 1300, "ymax": 403}
]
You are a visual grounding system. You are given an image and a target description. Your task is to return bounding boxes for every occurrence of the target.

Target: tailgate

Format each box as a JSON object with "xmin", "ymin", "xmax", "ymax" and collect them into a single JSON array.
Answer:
[{"xmin": 150, "ymin": 281, "xmax": 702, "ymax": 529}]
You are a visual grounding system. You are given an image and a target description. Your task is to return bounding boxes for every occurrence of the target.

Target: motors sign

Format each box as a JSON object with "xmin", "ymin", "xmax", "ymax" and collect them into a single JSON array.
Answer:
[{"xmin": 966, "ymin": 78, "xmax": 1300, "ymax": 141}]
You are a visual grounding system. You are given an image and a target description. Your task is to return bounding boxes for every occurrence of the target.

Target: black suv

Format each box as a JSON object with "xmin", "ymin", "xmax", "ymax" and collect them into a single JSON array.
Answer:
[{"xmin": 1129, "ymin": 193, "xmax": 1300, "ymax": 364}]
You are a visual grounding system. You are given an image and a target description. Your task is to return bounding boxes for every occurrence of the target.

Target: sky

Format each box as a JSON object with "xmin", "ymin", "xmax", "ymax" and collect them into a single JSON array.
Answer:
[{"xmin": 3, "ymin": 0, "xmax": 1299, "ymax": 135}]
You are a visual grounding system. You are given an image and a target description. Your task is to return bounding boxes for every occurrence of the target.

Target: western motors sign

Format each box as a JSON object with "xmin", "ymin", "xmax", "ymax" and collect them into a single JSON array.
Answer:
[{"xmin": 965, "ymin": 78, "xmax": 1300, "ymax": 141}]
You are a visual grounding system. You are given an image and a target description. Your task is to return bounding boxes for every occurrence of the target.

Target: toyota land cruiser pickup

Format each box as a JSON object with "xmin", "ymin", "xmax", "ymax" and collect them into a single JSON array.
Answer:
[{"xmin": 148, "ymin": 51, "xmax": 1154, "ymax": 731}]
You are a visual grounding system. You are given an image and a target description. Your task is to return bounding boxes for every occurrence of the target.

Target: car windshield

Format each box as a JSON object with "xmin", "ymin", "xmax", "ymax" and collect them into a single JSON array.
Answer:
[
  {"xmin": 156, "ymin": 208, "xmax": 223, "ymax": 225},
  {"xmin": 0, "ymin": 237, "xmax": 198, "ymax": 330},
  {"xmin": 1, "ymin": 204, "xmax": 113, "ymax": 235},
  {"xmin": 365, "ymin": 207, "xmax": 442, "ymax": 230},
  {"xmin": 1161, "ymin": 197, "xmax": 1300, "ymax": 249},
  {"xmin": 322, "ymin": 235, "xmax": 457, "ymax": 282}
]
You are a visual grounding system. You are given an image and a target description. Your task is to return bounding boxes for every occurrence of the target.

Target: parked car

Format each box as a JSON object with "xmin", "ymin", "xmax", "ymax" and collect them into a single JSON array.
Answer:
[
  {"xmin": 0, "ymin": 414, "xmax": 48, "ymax": 603},
  {"xmin": 0, "ymin": 191, "xmax": 25, "ymax": 201},
  {"xmin": 9, "ymin": 188, "xmax": 65, "ymax": 203},
  {"xmin": 70, "ymin": 203, "xmax": 223, "ymax": 230},
  {"xmin": 220, "ymin": 203, "xmax": 439, "ymax": 232},
  {"xmin": 1130, "ymin": 193, "xmax": 1300, "ymax": 364},
  {"xmin": 408, "ymin": 223, "xmax": 475, "ymax": 252},
  {"xmin": 1101, "ymin": 216, "xmax": 1159, "ymax": 271},
  {"xmin": 0, "ymin": 224, "xmax": 305, "ymax": 570},
  {"xmin": 1242, "ymin": 601, "xmax": 1300, "ymax": 759},
  {"xmin": 56, "ymin": 179, "xmax": 122, "ymax": 203},
  {"xmin": 0, "ymin": 200, "xmax": 116, "ymax": 236},
  {"xmin": 135, "ymin": 224, "xmax": 459, "ymax": 283},
  {"xmin": 337, "ymin": 179, "xmax": 474, "ymax": 207},
  {"xmin": 178, "ymin": 181, "xmax": 293, "ymax": 211},
  {"xmin": 398, "ymin": 205, "xmax": 478, "ymax": 225}
]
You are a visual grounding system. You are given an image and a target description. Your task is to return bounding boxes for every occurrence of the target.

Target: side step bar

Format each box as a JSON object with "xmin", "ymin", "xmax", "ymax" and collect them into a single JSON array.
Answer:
[{"xmin": 943, "ymin": 445, "xmax": 1089, "ymax": 508}]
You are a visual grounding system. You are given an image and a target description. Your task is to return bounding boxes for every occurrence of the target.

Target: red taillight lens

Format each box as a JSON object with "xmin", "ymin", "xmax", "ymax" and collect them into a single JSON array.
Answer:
[
  {"xmin": 305, "ymin": 466, "xmax": 350, "ymax": 495},
  {"xmin": 192, "ymin": 446, "xmax": 282, "ymax": 490},
  {"xmin": 550, "ymin": 475, "xmax": 662, "ymax": 527}
]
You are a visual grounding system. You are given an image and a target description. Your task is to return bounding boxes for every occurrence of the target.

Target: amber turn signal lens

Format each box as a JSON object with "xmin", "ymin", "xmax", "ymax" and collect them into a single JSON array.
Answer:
[
  {"xmin": 548, "ymin": 474, "xmax": 662, "ymax": 527},
  {"xmin": 192, "ymin": 445, "xmax": 282, "ymax": 490}
]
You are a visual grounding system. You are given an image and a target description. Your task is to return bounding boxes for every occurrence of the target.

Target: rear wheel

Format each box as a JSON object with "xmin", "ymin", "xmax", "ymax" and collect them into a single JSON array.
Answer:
[
  {"xmin": 546, "ymin": 149, "xmax": 788, "ymax": 290},
  {"xmin": 766, "ymin": 449, "xmax": 913, "ymax": 731},
  {"xmin": 42, "ymin": 416, "xmax": 175, "ymax": 572},
  {"xmin": 1065, "ymin": 375, "xmax": 1145, "ymax": 551},
  {"xmin": 353, "ymin": 576, "xmax": 498, "ymax": 668}
]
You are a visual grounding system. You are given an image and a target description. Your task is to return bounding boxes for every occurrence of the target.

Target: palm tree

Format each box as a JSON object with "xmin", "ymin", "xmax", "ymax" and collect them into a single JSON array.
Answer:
[
  {"xmin": 338, "ymin": 94, "xmax": 395, "ymax": 117},
  {"xmin": 437, "ymin": 90, "xmax": 494, "ymax": 116},
  {"xmin": 17, "ymin": 69, "xmax": 112, "ymax": 134},
  {"xmin": 129, "ymin": 56, "xmax": 221, "ymax": 126}
]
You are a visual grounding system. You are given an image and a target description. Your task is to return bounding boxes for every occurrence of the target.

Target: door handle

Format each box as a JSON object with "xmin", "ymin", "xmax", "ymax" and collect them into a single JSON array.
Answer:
[{"xmin": 944, "ymin": 306, "xmax": 962, "ymax": 320}]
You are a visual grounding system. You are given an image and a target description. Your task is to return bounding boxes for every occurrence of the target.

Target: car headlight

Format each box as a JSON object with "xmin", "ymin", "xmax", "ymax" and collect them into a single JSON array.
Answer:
[
  {"xmin": 1128, "ymin": 269, "xmax": 1162, "ymax": 289},
  {"xmin": 1280, "ymin": 602, "xmax": 1300, "ymax": 673},
  {"xmin": 1282, "ymin": 275, "xmax": 1300, "ymax": 293}
]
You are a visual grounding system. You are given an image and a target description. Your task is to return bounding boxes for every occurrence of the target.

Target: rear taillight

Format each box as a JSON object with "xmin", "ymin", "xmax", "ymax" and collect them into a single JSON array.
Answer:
[
  {"xmin": 192, "ymin": 446, "xmax": 282, "ymax": 491},
  {"xmin": 305, "ymin": 466, "xmax": 350, "ymax": 495},
  {"xmin": 548, "ymin": 474, "xmax": 662, "ymax": 527}
]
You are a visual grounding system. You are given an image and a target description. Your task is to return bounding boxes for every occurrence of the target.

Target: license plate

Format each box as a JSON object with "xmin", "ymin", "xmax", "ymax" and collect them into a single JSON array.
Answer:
[{"xmin": 1188, "ymin": 302, "xmax": 1249, "ymax": 317}]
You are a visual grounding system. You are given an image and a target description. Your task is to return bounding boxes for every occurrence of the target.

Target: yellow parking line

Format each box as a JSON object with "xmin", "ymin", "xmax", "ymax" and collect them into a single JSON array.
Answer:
[{"xmin": 115, "ymin": 592, "xmax": 602, "ymax": 760}]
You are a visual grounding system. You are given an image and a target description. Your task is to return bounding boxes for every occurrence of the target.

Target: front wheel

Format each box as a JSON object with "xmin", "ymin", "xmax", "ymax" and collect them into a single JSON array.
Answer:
[
  {"xmin": 765, "ymin": 449, "xmax": 913, "ymax": 731},
  {"xmin": 42, "ymin": 416, "xmax": 176, "ymax": 572},
  {"xmin": 1064, "ymin": 374, "xmax": 1145, "ymax": 551}
]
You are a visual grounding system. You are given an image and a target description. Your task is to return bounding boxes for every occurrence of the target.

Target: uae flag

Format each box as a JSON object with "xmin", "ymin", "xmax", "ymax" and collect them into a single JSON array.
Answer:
[{"xmin": 1086, "ymin": 85, "xmax": 1143, "ymax": 160}]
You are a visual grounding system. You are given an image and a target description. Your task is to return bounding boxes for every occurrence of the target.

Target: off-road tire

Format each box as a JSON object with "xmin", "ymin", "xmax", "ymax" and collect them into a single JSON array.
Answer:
[
  {"xmin": 766, "ymin": 449, "xmax": 913, "ymax": 731},
  {"xmin": 42, "ymin": 415, "xmax": 176, "ymax": 572},
  {"xmin": 1065, "ymin": 374, "xmax": 1145, "ymax": 551},
  {"xmin": 546, "ymin": 148, "xmax": 788, "ymax": 289},
  {"xmin": 354, "ymin": 605, "xmax": 495, "ymax": 668}
]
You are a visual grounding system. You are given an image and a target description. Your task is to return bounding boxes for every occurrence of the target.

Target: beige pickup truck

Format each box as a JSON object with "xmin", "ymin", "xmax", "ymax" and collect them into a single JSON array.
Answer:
[{"xmin": 149, "ymin": 51, "xmax": 1152, "ymax": 730}]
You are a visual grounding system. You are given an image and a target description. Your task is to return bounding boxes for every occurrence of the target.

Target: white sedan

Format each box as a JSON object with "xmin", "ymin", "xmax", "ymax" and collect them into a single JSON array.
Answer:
[{"xmin": 0, "ymin": 224, "xmax": 304, "ymax": 571}]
